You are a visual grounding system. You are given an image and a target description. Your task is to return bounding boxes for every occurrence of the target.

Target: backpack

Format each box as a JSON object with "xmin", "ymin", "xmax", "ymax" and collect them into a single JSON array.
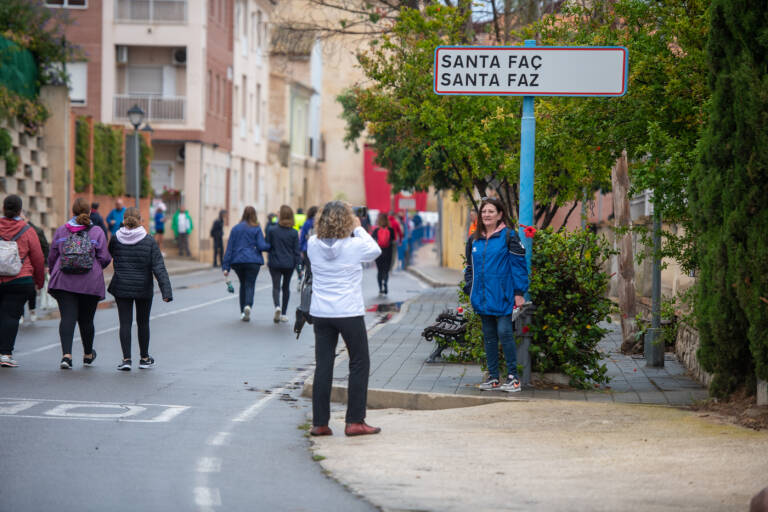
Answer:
[
  {"xmin": 375, "ymin": 227, "xmax": 391, "ymax": 249},
  {"xmin": 60, "ymin": 227, "xmax": 94, "ymax": 274},
  {"xmin": 0, "ymin": 225, "xmax": 31, "ymax": 276}
]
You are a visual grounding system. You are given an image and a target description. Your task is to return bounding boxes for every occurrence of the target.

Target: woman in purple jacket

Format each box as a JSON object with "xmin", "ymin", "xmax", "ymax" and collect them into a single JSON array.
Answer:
[{"xmin": 48, "ymin": 198, "xmax": 112, "ymax": 369}]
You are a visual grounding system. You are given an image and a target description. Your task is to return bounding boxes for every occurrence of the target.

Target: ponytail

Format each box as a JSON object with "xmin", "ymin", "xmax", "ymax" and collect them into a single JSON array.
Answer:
[{"xmin": 72, "ymin": 198, "xmax": 92, "ymax": 226}]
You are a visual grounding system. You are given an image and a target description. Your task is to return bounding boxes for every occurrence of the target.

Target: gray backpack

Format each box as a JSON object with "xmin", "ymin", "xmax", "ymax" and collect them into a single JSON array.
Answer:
[{"xmin": 0, "ymin": 225, "xmax": 31, "ymax": 276}]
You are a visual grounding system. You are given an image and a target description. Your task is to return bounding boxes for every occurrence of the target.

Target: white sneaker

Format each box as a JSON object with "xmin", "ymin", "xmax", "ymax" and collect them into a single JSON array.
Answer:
[
  {"xmin": 241, "ymin": 305, "xmax": 251, "ymax": 322},
  {"xmin": 273, "ymin": 306, "xmax": 281, "ymax": 323},
  {"xmin": 18, "ymin": 316, "xmax": 23, "ymax": 325},
  {"xmin": 30, "ymin": 311, "xmax": 37, "ymax": 322},
  {"xmin": 280, "ymin": 315, "xmax": 289, "ymax": 323}
]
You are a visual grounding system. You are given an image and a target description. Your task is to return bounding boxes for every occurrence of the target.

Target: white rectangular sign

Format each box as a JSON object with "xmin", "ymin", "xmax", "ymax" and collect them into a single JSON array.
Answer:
[{"xmin": 433, "ymin": 46, "xmax": 628, "ymax": 96}]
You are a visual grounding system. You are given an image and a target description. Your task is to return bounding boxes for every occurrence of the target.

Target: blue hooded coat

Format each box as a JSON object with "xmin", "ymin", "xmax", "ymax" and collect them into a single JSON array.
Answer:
[{"xmin": 464, "ymin": 226, "xmax": 529, "ymax": 317}]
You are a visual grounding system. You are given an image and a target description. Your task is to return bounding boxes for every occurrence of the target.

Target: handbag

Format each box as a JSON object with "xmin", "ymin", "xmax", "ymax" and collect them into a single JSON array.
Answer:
[{"xmin": 293, "ymin": 260, "xmax": 314, "ymax": 339}]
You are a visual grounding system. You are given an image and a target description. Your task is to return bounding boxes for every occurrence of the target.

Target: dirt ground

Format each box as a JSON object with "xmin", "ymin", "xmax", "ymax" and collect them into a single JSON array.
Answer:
[{"xmin": 689, "ymin": 388, "xmax": 768, "ymax": 431}]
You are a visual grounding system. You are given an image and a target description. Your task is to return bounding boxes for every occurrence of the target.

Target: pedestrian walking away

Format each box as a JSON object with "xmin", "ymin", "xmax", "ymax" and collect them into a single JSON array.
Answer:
[
  {"xmin": 0, "ymin": 195, "xmax": 45, "ymax": 368},
  {"xmin": 105, "ymin": 198, "xmax": 126, "ymax": 238},
  {"xmin": 90, "ymin": 202, "xmax": 109, "ymax": 239},
  {"xmin": 371, "ymin": 213, "xmax": 396, "ymax": 295},
  {"xmin": 463, "ymin": 197, "xmax": 528, "ymax": 393},
  {"xmin": 172, "ymin": 206, "xmax": 194, "ymax": 257},
  {"xmin": 108, "ymin": 207, "xmax": 172, "ymax": 371},
  {"xmin": 222, "ymin": 206, "xmax": 270, "ymax": 322},
  {"xmin": 210, "ymin": 209, "xmax": 226, "ymax": 267},
  {"xmin": 48, "ymin": 198, "xmax": 112, "ymax": 369},
  {"xmin": 267, "ymin": 205, "xmax": 301, "ymax": 324},
  {"xmin": 21, "ymin": 210, "xmax": 49, "ymax": 323},
  {"xmin": 153, "ymin": 207, "xmax": 166, "ymax": 254},
  {"xmin": 307, "ymin": 201, "xmax": 382, "ymax": 437}
]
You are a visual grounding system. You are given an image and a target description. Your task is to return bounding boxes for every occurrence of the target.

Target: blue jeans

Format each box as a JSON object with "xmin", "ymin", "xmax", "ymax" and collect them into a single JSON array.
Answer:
[
  {"xmin": 231, "ymin": 263, "xmax": 261, "ymax": 312},
  {"xmin": 479, "ymin": 314, "xmax": 518, "ymax": 379}
]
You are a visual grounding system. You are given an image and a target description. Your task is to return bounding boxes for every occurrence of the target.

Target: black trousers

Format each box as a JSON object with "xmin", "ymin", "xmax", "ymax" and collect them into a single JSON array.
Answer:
[
  {"xmin": 269, "ymin": 266, "xmax": 293, "ymax": 314},
  {"xmin": 0, "ymin": 281, "xmax": 35, "ymax": 355},
  {"xmin": 213, "ymin": 237, "xmax": 223, "ymax": 267},
  {"xmin": 115, "ymin": 297, "xmax": 153, "ymax": 360},
  {"xmin": 375, "ymin": 256, "xmax": 390, "ymax": 292},
  {"xmin": 312, "ymin": 316, "xmax": 369, "ymax": 426},
  {"xmin": 52, "ymin": 290, "xmax": 99, "ymax": 355}
]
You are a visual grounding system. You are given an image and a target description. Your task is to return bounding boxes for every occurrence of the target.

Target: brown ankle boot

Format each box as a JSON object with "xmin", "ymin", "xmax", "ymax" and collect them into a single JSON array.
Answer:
[
  {"xmin": 344, "ymin": 421, "xmax": 381, "ymax": 436},
  {"xmin": 309, "ymin": 425, "xmax": 333, "ymax": 436}
]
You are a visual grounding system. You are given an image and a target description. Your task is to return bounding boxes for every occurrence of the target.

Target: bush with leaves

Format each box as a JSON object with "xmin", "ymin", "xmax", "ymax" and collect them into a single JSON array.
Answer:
[
  {"xmin": 527, "ymin": 228, "xmax": 615, "ymax": 387},
  {"xmin": 92, "ymin": 124, "xmax": 124, "ymax": 197},
  {"xmin": 74, "ymin": 117, "xmax": 90, "ymax": 193}
]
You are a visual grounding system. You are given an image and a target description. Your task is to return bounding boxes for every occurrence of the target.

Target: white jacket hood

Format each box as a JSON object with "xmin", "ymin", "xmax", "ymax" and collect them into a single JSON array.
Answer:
[
  {"xmin": 308, "ymin": 227, "xmax": 382, "ymax": 318},
  {"xmin": 116, "ymin": 226, "xmax": 147, "ymax": 245}
]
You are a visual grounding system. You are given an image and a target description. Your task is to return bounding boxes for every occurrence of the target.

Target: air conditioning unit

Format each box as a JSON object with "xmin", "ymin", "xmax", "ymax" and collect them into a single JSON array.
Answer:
[
  {"xmin": 172, "ymin": 48, "xmax": 187, "ymax": 66},
  {"xmin": 177, "ymin": 146, "xmax": 186, "ymax": 162},
  {"xmin": 116, "ymin": 46, "xmax": 128, "ymax": 64}
]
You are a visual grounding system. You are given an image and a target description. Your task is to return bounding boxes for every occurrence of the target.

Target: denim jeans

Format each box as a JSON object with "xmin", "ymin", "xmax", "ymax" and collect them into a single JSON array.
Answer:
[
  {"xmin": 479, "ymin": 314, "xmax": 518, "ymax": 379},
  {"xmin": 231, "ymin": 263, "xmax": 261, "ymax": 312}
]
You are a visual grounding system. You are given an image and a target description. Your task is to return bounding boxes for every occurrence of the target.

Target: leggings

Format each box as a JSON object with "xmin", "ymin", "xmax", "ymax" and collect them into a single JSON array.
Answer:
[
  {"xmin": 52, "ymin": 290, "xmax": 99, "ymax": 356},
  {"xmin": 0, "ymin": 281, "xmax": 35, "ymax": 355},
  {"xmin": 115, "ymin": 297, "xmax": 153, "ymax": 360},
  {"xmin": 269, "ymin": 266, "xmax": 293, "ymax": 314}
]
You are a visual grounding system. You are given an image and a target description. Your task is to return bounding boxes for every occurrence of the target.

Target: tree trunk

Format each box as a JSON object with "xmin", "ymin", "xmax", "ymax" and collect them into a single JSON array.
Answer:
[{"xmin": 612, "ymin": 150, "xmax": 638, "ymax": 353}]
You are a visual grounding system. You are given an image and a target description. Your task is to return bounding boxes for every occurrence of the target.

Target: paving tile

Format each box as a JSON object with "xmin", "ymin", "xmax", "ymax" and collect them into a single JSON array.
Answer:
[
  {"xmin": 637, "ymin": 392, "xmax": 669, "ymax": 405},
  {"xmin": 612, "ymin": 392, "xmax": 641, "ymax": 403},
  {"xmin": 585, "ymin": 392, "xmax": 615, "ymax": 403}
]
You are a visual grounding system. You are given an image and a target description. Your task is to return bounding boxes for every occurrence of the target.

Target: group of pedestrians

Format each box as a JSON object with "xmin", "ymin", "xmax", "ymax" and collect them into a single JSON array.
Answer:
[{"xmin": 0, "ymin": 194, "xmax": 172, "ymax": 371}]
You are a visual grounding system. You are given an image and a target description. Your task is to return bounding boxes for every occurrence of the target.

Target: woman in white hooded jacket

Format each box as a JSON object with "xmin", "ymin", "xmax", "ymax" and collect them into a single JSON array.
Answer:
[{"xmin": 307, "ymin": 201, "xmax": 382, "ymax": 437}]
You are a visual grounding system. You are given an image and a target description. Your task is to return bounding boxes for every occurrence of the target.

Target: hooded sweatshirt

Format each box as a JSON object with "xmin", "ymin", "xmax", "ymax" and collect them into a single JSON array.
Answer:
[
  {"xmin": 0, "ymin": 217, "xmax": 45, "ymax": 289},
  {"xmin": 108, "ymin": 226, "xmax": 172, "ymax": 300},
  {"xmin": 48, "ymin": 218, "xmax": 111, "ymax": 299},
  {"xmin": 307, "ymin": 226, "xmax": 381, "ymax": 318}
]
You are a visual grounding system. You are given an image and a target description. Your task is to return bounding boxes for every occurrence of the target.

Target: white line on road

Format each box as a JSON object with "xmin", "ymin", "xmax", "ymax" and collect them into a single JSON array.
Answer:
[
  {"xmin": 194, "ymin": 487, "xmax": 221, "ymax": 507},
  {"xmin": 207, "ymin": 432, "xmax": 231, "ymax": 446},
  {"xmin": 196, "ymin": 457, "xmax": 222, "ymax": 473},
  {"xmin": 231, "ymin": 368, "xmax": 314, "ymax": 423},
  {"xmin": 15, "ymin": 286, "xmax": 270, "ymax": 358}
]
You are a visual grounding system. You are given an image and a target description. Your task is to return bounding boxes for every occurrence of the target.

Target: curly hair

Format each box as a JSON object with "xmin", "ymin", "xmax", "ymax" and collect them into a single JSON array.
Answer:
[
  {"xmin": 316, "ymin": 201, "xmax": 355, "ymax": 239},
  {"xmin": 123, "ymin": 207, "xmax": 142, "ymax": 229}
]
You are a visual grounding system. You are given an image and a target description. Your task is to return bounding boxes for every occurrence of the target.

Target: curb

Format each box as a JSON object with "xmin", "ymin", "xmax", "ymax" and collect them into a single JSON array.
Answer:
[
  {"xmin": 406, "ymin": 266, "xmax": 458, "ymax": 288},
  {"xmin": 301, "ymin": 382, "xmax": 527, "ymax": 410}
]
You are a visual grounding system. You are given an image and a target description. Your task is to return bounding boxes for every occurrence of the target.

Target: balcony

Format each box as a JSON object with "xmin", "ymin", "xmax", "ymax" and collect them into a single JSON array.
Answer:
[
  {"xmin": 115, "ymin": 0, "xmax": 187, "ymax": 24},
  {"xmin": 114, "ymin": 95, "xmax": 186, "ymax": 123}
]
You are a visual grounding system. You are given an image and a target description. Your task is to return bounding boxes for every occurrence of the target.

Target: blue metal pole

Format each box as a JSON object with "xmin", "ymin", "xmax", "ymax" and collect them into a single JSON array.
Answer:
[{"xmin": 518, "ymin": 40, "xmax": 537, "ymax": 276}]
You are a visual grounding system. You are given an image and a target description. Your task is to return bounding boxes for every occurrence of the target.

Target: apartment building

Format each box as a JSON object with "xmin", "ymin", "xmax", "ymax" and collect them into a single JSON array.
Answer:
[{"xmin": 46, "ymin": 0, "xmax": 271, "ymax": 261}]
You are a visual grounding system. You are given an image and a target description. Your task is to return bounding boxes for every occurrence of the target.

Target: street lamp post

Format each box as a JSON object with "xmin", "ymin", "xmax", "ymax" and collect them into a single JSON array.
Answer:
[{"xmin": 127, "ymin": 104, "xmax": 145, "ymax": 209}]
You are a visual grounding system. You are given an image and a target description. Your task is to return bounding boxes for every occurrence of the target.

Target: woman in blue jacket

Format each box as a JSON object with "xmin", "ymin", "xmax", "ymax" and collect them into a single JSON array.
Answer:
[
  {"xmin": 222, "ymin": 206, "xmax": 270, "ymax": 322},
  {"xmin": 464, "ymin": 197, "xmax": 528, "ymax": 392}
]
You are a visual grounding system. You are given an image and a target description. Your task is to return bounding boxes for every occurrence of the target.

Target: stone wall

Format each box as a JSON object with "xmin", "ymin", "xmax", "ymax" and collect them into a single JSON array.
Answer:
[
  {"xmin": 0, "ymin": 118, "xmax": 57, "ymax": 238},
  {"xmin": 674, "ymin": 322, "xmax": 712, "ymax": 387}
]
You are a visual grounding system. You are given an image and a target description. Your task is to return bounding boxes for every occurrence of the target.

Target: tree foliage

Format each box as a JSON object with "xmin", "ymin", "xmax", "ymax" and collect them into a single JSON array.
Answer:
[{"xmin": 690, "ymin": 0, "xmax": 768, "ymax": 396}]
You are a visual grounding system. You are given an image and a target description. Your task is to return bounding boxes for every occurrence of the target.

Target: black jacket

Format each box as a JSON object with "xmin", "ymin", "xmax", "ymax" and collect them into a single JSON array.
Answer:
[
  {"xmin": 28, "ymin": 221, "xmax": 49, "ymax": 262},
  {"xmin": 210, "ymin": 218, "xmax": 224, "ymax": 240},
  {"xmin": 90, "ymin": 211, "xmax": 109, "ymax": 238},
  {"xmin": 266, "ymin": 224, "xmax": 300, "ymax": 269},
  {"xmin": 107, "ymin": 235, "xmax": 173, "ymax": 300}
]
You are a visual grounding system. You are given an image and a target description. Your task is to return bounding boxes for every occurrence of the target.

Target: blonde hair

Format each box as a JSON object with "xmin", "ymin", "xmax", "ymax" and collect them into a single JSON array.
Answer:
[
  {"xmin": 72, "ymin": 197, "xmax": 92, "ymax": 226},
  {"xmin": 123, "ymin": 207, "xmax": 142, "ymax": 229},
  {"xmin": 316, "ymin": 201, "xmax": 355, "ymax": 239}
]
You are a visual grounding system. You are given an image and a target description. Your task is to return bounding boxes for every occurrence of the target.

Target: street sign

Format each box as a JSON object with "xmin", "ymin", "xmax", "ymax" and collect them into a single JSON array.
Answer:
[
  {"xmin": 398, "ymin": 198, "xmax": 416, "ymax": 210},
  {"xmin": 434, "ymin": 46, "xmax": 628, "ymax": 96}
]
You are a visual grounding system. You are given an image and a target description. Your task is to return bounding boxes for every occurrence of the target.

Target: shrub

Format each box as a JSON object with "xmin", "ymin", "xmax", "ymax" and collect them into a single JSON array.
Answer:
[
  {"xmin": 92, "ymin": 124, "xmax": 124, "ymax": 196},
  {"xmin": 74, "ymin": 117, "xmax": 90, "ymax": 193}
]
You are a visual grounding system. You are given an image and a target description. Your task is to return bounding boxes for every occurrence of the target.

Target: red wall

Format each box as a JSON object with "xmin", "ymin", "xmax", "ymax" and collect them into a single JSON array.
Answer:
[{"xmin": 363, "ymin": 145, "xmax": 427, "ymax": 212}]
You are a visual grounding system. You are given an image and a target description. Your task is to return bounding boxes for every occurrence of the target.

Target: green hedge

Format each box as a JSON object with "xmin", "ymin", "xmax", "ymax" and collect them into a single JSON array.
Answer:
[
  {"xmin": 92, "ymin": 124, "xmax": 124, "ymax": 197},
  {"xmin": 689, "ymin": 0, "xmax": 768, "ymax": 397},
  {"xmin": 74, "ymin": 117, "xmax": 90, "ymax": 193},
  {"xmin": 0, "ymin": 127, "xmax": 19, "ymax": 175}
]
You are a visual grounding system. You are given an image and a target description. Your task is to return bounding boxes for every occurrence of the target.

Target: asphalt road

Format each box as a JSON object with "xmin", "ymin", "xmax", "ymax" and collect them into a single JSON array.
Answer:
[{"xmin": 0, "ymin": 264, "xmax": 428, "ymax": 512}]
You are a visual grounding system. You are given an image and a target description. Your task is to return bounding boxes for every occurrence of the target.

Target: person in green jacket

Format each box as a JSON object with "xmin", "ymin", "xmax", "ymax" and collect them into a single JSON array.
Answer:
[{"xmin": 172, "ymin": 207, "xmax": 194, "ymax": 257}]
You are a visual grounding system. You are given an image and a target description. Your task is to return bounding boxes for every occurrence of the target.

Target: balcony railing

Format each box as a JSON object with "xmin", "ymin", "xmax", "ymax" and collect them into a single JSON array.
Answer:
[
  {"xmin": 114, "ymin": 95, "xmax": 186, "ymax": 122},
  {"xmin": 115, "ymin": 0, "xmax": 187, "ymax": 24}
]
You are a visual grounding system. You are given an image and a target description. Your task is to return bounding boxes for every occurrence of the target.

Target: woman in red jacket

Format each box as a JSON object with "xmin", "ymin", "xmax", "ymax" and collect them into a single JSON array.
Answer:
[{"xmin": 0, "ymin": 195, "xmax": 45, "ymax": 367}]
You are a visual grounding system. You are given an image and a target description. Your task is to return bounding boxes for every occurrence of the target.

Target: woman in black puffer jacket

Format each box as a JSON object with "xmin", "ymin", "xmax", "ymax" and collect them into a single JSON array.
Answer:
[{"xmin": 108, "ymin": 207, "xmax": 172, "ymax": 371}]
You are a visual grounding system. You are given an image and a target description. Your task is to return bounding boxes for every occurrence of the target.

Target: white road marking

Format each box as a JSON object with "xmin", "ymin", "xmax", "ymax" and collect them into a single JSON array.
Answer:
[
  {"xmin": 0, "ymin": 397, "xmax": 190, "ymax": 423},
  {"xmin": 44, "ymin": 403, "xmax": 145, "ymax": 419},
  {"xmin": 194, "ymin": 487, "xmax": 221, "ymax": 507},
  {"xmin": 208, "ymin": 432, "xmax": 231, "ymax": 446},
  {"xmin": 196, "ymin": 457, "xmax": 222, "ymax": 473},
  {"xmin": 231, "ymin": 368, "xmax": 314, "ymax": 423},
  {"xmin": 15, "ymin": 286, "xmax": 270, "ymax": 358}
]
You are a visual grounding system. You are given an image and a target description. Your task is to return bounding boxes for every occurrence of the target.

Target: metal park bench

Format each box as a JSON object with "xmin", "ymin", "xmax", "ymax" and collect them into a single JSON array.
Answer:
[{"xmin": 422, "ymin": 309, "xmax": 468, "ymax": 363}]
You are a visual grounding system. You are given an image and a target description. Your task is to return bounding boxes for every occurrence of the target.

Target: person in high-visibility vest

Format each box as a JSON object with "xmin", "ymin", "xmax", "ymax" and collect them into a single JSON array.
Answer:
[{"xmin": 294, "ymin": 208, "xmax": 306, "ymax": 232}]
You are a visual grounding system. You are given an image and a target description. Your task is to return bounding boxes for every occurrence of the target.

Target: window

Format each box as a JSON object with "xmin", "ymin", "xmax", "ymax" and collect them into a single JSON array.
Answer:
[
  {"xmin": 216, "ymin": 75, "xmax": 221, "ymax": 114},
  {"xmin": 67, "ymin": 62, "xmax": 87, "ymax": 105},
  {"xmin": 256, "ymin": 11, "xmax": 263, "ymax": 47},
  {"xmin": 127, "ymin": 67, "xmax": 163, "ymax": 95},
  {"xmin": 207, "ymin": 70, "xmax": 212, "ymax": 110},
  {"xmin": 45, "ymin": 0, "xmax": 87, "ymax": 7},
  {"xmin": 235, "ymin": 2, "xmax": 241, "ymax": 39}
]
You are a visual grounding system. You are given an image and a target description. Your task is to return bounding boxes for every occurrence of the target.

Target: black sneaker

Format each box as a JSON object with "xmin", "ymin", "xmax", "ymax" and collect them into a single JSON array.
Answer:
[
  {"xmin": 139, "ymin": 357, "xmax": 155, "ymax": 369},
  {"xmin": 83, "ymin": 349, "xmax": 97, "ymax": 367},
  {"xmin": 478, "ymin": 378, "xmax": 501, "ymax": 390},
  {"xmin": 501, "ymin": 375, "xmax": 522, "ymax": 393},
  {"xmin": 60, "ymin": 357, "xmax": 72, "ymax": 370},
  {"xmin": 117, "ymin": 360, "xmax": 132, "ymax": 371}
]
